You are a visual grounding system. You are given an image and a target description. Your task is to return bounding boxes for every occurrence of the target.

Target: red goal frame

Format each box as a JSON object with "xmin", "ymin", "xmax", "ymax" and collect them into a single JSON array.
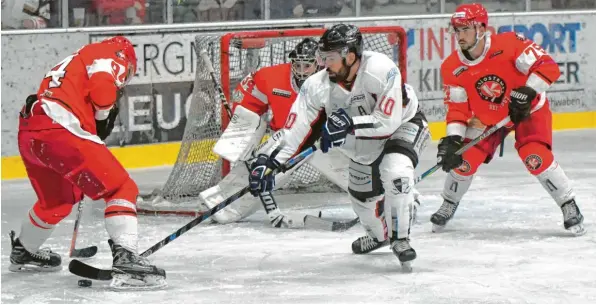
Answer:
[{"xmin": 218, "ymin": 26, "xmax": 408, "ymax": 176}]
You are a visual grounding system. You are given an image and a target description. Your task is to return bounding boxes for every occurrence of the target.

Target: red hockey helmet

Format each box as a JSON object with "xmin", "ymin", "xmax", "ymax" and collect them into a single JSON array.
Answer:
[
  {"xmin": 102, "ymin": 36, "xmax": 137, "ymax": 87},
  {"xmin": 450, "ymin": 3, "xmax": 488, "ymax": 30}
]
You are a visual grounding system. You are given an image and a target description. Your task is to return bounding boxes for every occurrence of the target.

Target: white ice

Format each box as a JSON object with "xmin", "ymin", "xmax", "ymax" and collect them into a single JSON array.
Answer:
[{"xmin": 2, "ymin": 129, "xmax": 595, "ymax": 303}]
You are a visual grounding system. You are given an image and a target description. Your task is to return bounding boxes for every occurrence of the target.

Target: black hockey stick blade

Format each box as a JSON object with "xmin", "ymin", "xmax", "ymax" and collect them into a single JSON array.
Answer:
[
  {"xmin": 68, "ymin": 147, "xmax": 318, "ymax": 281},
  {"xmin": 69, "ymin": 259, "xmax": 112, "ymax": 281},
  {"xmin": 304, "ymin": 216, "xmax": 360, "ymax": 232},
  {"xmin": 71, "ymin": 246, "xmax": 98, "ymax": 258}
]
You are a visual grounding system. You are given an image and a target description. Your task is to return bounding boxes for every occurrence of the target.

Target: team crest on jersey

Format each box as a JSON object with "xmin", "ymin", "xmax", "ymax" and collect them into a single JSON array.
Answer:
[
  {"xmin": 475, "ymin": 74, "xmax": 507, "ymax": 104},
  {"xmin": 272, "ymin": 88, "xmax": 291, "ymax": 98},
  {"xmin": 524, "ymin": 154, "xmax": 543, "ymax": 171}
]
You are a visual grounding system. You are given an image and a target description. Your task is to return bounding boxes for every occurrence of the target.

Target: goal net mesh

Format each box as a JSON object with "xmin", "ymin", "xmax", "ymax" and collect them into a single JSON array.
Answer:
[{"xmin": 138, "ymin": 26, "xmax": 407, "ymax": 214}]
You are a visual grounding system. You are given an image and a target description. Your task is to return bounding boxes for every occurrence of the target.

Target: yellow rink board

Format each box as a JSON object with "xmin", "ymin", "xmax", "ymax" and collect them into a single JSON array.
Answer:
[{"xmin": 2, "ymin": 111, "xmax": 595, "ymax": 180}]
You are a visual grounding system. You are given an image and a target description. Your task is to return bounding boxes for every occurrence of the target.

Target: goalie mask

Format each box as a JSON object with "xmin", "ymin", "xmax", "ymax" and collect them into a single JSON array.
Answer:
[{"xmin": 289, "ymin": 38, "xmax": 321, "ymax": 88}]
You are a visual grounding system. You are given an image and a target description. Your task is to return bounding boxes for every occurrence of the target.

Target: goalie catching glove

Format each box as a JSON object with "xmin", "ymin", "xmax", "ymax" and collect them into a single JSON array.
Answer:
[
  {"xmin": 321, "ymin": 108, "xmax": 353, "ymax": 153},
  {"xmin": 248, "ymin": 154, "xmax": 280, "ymax": 196}
]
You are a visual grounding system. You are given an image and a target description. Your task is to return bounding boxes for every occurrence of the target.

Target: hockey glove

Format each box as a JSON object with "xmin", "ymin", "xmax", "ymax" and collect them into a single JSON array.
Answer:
[
  {"xmin": 508, "ymin": 86, "xmax": 536, "ymax": 124},
  {"xmin": 437, "ymin": 135, "xmax": 464, "ymax": 172},
  {"xmin": 95, "ymin": 104, "xmax": 119, "ymax": 140},
  {"xmin": 321, "ymin": 109, "xmax": 353, "ymax": 153},
  {"xmin": 248, "ymin": 154, "xmax": 280, "ymax": 196}
]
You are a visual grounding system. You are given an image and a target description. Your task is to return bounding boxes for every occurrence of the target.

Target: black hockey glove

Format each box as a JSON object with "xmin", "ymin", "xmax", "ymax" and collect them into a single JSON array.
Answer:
[
  {"xmin": 248, "ymin": 154, "xmax": 280, "ymax": 196},
  {"xmin": 508, "ymin": 86, "xmax": 536, "ymax": 124},
  {"xmin": 95, "ymin": 104, "xmax": 119, "ymax": 141},
  {"xmin": 321, "ymin": 108, "xmax": 353, "ymax": 153},
  {"xmin": 437, "ymin": 135, "xmax": 464, "ymax": 172}
]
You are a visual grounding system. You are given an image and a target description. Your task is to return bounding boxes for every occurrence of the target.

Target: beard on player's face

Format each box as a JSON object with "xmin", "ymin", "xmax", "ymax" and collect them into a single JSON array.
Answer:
[{"xmin": 327, "ymin": 64, "xmax": 349, "ymax": 83}]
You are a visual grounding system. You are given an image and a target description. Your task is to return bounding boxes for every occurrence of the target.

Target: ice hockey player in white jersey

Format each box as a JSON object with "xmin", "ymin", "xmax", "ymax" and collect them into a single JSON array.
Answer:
[
  {"xmin": 248, "ymin": 24, "xmax": 430, "ymax": 270},
  {"xmin": 201, "ymin": 38, "xmax": 354, "ymax": 228}
]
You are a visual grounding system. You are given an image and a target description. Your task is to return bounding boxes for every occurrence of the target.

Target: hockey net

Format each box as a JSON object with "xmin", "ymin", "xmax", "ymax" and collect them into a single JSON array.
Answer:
[{"xmin": 138, "ymin": 26, "xmax": 407, "ymax": 215}]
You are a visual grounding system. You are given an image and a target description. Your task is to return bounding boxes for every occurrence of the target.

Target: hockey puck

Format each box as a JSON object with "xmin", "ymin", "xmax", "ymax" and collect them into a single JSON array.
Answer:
[{"xmin": 78, "ymin": 279, "xmax": 92, "ymax": 287}]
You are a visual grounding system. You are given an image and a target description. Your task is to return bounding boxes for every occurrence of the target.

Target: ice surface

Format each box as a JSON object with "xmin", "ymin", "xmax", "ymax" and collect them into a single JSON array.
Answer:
[{"xmin": 2, "ymin": 130, "xmax": 595, "ymax": 303}]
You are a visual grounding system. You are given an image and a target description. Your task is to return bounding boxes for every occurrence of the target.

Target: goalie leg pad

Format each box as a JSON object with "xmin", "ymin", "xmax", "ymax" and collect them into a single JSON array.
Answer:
[
  {"xmin": 307, "ymin": 149, "xmax": 349, "ymax": 192},
  {"xmin": 200, "ymin": 164, "xmax": 261, "ymax": 224}
]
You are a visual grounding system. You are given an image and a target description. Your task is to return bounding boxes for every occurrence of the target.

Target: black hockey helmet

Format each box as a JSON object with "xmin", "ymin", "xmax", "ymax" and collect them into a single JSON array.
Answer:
[
  {"xmin": 319, "ymin": 24, "xmax": 363, "ymax": 59},
  {"xmin": 289, "ymin": 38, "xmax": 321, "ymax": 87}
]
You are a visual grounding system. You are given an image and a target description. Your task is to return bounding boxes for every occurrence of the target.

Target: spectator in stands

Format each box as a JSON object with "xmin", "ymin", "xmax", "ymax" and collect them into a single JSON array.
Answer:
[
  {"xmin": 197, "ymin": 0, "xmax": 244, "ymax": 21},
  {"xmin": 92, "ymin": 0, "xmax": 145, "ymax": 25},
  {"xmin": 1, "ymin": 0, "xmax": 52, "ymax": 29},
  {"xmin": 291, "ymin": 0, "xmax": 344, "ymax": 17}
]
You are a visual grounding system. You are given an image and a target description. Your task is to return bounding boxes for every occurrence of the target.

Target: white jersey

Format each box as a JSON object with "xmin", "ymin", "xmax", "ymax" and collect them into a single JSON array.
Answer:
[{"xmin": 268, "ymin": 51, "xmax": 419, "ymax": 165}]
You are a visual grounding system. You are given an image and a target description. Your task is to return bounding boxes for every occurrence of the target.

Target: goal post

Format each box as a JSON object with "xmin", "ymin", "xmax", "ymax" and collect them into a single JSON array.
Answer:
[{"xmin": 137, "ymin": 25, "xmax": 408, "ymax": 215}]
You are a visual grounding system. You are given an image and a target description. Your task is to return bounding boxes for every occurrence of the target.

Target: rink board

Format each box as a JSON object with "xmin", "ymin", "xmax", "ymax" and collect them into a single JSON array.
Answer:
[{"xmin": 2, "ymin": 111, "xmax": 595, "ymax": 180}]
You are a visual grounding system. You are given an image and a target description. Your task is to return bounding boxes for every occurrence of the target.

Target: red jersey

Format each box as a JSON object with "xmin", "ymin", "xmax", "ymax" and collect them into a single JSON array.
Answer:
[
  {"xmin": 441, "ymin": 32, "xmax": 561, "ymax": 135},
  {"xmin": 231, "ymin": 63, "xmax": 298, "ymax": 131},
  {"xmin": 24, "ymin": 42, "xmax": 133, "ymax": 137}
]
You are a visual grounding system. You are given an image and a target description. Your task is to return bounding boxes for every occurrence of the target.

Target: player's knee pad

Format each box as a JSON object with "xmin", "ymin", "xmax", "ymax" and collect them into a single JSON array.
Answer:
[
  {"xmin": 518, "ymin": 142, "xmax": 554, "ymax": 176},
  {"xmin": 454, "ymin": 146, "xmax": 486, "ymax": 176},
  {"xmin": 104, "ymin": 177, "xmax": 139, "ymax": 204},
  {"xmin": 379, "ymin": 153, "xmax": 415, "ymax": 239},
  {"xmin": 350, "ymin": 194, "xmax": 389, "ymax": 242},
  {"xmin": 31, "ymin": 199, "xmax": 74, "ymax": 225},
  {"xmin": 442, "ymin": 170, "xmax": 474, "ymax": 203}
]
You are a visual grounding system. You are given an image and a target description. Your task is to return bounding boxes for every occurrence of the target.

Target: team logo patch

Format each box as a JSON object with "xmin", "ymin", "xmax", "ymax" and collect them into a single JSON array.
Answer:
[
  {"xmin": 272, "ymin": 88, "xmax": 291, "ymax": 98},
  {"xmin": 475, "ymin": 74, "xmax": 507, "ymax": 104},
  {"xmin": 232, "ymin": 90, "xmax": 244, "ymax": 103},
  {"xmin": 458, "ymin": 160, "xmax": 471, "ymax": 173},
  {"xmin": 453, "ymin": 66, "xmax": 468, "ymax": 77},
  {"xmin": 392, "ymin": 177, "xmax": 411, "ymax": 194},
  {"xmin": 489, "ymin": 50, "xmax": 503, "ymax": 58},
  {"xmin": 524, "ymin": 154, "xmax": 543, "ymax": 171}
]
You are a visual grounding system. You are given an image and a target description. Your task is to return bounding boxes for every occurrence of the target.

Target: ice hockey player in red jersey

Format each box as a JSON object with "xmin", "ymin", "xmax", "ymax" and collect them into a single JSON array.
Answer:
[
  {"xmin": 431, "ymin": 3, "xmax": 585, "ymax": 235},
  {"xmin": 201, "ymin": 38, "xmax": 347, "ymax": 228},
  {"xmin": 9, "ymin": 36, "xmax": 167, "ymax": 289}
]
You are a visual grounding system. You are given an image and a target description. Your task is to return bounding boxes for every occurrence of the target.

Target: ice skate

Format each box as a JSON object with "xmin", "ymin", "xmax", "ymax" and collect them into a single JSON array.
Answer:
[
  {"xmin": 109, "ymin": 240, "xmax": 167, "ymax": 290},
  {"xmin": 351, "ymin": 235, "xmax": 389, "ymax": 254},
  {"xmin": 391, "ymin": 238, "xmax": 416, "ymax": 272},
  {"xmin": 560, "ymin": 199, "xmax": 586, "ymax": 236},
  {"xmin": 430, "ymin": 199, "xmax": 459, "ymax": 232},
  {"xmin": 8, "ymin": 230, "xmax": 61, "ymax": 272}
]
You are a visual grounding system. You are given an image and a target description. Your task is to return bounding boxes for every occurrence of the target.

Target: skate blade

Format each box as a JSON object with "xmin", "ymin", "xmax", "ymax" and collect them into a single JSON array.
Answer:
[
  {"xmin": 9, "ymin": 263, "xmax": 61, "ymax": 273},
  {"xmin": 110, "ymin": 273, "xmax": 168, "ymax": 291},
  {"xmin": 400, "ymin": 261, "xmax": 413, "ymax": 273},
  {"xmin": 431, "ymin": 224, "xmax": 446, "ymax": 233},
  {"xmin": 568, "ymin": 223, "xmax": 587, "ymax": 236}
]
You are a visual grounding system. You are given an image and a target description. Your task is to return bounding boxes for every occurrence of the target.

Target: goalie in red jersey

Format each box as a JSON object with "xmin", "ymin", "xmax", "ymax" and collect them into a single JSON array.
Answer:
[
  {"xmin": 201, "ymin": 38, "xmax": 422, "ymax": 229},
  {"xmin": 431, "ymin": 3, "xmax": 585, "ymax": 235},
  {"xmin": 9, "ymin": 36, "xmax": 167, "ymax": 289}
]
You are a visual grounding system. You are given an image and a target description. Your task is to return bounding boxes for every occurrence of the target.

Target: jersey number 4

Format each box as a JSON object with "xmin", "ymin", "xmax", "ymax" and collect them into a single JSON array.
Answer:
[{"xmin": 45, "ymin": 54, "xmax": 76, "ymax": 88}]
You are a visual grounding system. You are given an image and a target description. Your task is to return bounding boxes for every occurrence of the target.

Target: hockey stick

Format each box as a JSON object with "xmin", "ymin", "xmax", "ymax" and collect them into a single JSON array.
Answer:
[
  {"xmin": 414, "ymin": 115, "xmax": 512, "ymax": 184},
  {"xmin": 69, "ymin": 200, "xmax": 98, "ymax": 258},
  {"xmin": 68, "ymin": 146, "xmax": 317, "ymax": 281},
  {"xmin": 306, "ymin": 116, "xmax": 513, "ymax": 232},
  {"xmin": 200, "ymin": 49, "xmax": 301, "ymax": 225}
]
